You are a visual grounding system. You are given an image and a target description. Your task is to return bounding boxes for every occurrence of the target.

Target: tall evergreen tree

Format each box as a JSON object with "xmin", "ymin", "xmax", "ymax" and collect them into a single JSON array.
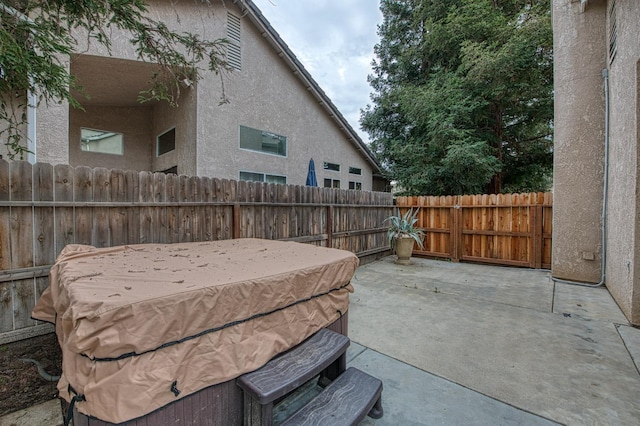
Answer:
[{"xmin": 361, "ymin": 0, "xmax": 553, "ymax": 195}]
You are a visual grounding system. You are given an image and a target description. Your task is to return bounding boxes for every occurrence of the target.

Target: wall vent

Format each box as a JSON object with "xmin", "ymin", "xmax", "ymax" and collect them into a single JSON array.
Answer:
[
  {"xmin": 227, "ymin": 12, "xmax": 241, "ymax": 71},
  {"xmin": 608, "ymin": 0, "xmax": 617, "ymax": 64}
]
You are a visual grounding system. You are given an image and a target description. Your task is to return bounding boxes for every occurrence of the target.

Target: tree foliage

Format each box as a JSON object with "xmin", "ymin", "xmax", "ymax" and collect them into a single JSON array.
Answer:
[
  {"xmin": 360, "ymin": 0, "xmax": 553, "ymax": 195},
  {"xmin": 0, "ymin": 0, "xmax": 230, "ymax": 159}
]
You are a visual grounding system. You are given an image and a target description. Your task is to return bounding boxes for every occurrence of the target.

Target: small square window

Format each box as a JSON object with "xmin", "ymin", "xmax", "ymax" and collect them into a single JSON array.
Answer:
[
  {"xmin": 157, "ymin": 128, "xmax": 176, "ymax": 156},
  {"xmin": 349, "ymin": 181, "xmax": 362, "ymax": 190},
  {"xmin": 80, "ymin": 128, "xmax": 124, "ymax": 155},
  {"xmin": 324, "ymin": 178, "xmax": 340, "ymax": 188},
  {"xmin": 324, "ymin": 162, "xmax": 340, "ymax": 172}
]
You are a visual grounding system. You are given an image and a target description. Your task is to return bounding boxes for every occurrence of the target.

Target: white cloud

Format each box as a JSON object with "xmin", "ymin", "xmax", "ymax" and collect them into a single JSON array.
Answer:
[{"xmin": 250, "ymin": 0, "xmax": 382, "ymax": 143}]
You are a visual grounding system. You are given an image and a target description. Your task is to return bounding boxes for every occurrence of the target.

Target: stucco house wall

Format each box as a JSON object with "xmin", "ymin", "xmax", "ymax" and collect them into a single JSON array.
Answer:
[
  {"xmin": 151, "ymin": 85, "xmax": 198, "ymax": 176},
  {"xmin": 553, "ymin": 0, "xmax": 640, "ymax": 325},
  {"xmin": 195, "ymin": 5, "xmax": 373, "ymax": 187},
  {"xmin": 15, "ymin": 0, "xmax": 380, "ymax": 191},
  {"xmin": 552, "ymin": 0, "xmax": 606, "ymax": 283},
  {"xmin": 605, "ymin": 0, "xmax": 640, "ymax": 324}
]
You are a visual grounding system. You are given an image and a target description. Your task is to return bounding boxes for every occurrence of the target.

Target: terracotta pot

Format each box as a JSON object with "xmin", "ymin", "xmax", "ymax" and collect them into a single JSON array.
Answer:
[{"xmin": 394, "ymin": 235, "xmax": 415, "ymax": 265}]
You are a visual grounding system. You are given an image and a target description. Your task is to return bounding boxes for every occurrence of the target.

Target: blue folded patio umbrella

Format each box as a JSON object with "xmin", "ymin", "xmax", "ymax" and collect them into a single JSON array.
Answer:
[{"xmin": 306, "ymin": 158, "xmax": 318, "ymax": 187}]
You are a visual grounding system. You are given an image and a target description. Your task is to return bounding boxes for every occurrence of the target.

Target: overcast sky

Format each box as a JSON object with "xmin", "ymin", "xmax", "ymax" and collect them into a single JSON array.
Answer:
[{"xmin": 251, "ymin": 0, "xmax": 383, "ymax": 144}]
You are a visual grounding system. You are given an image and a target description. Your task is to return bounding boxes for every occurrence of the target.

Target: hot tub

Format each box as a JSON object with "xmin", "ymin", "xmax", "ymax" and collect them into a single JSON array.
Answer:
[{"xmin": 32, "ymin": 238, "xmax": 357, "ymax": 425}]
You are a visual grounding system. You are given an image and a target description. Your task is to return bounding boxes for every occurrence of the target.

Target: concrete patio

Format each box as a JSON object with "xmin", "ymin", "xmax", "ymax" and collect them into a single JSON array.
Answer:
[
  {"xmin": 349, "ymin": 257, "xmax": 640, "ymax": 425},
  {"xmin": 2, "ymin": 256, "xmax": 639, "ymax": 425}
]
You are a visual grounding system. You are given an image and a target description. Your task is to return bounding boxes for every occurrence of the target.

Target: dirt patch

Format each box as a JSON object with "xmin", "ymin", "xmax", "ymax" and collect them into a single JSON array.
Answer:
[{"xmin": 0, "ymin": 333, "xmax": 62, "ymax": 417}]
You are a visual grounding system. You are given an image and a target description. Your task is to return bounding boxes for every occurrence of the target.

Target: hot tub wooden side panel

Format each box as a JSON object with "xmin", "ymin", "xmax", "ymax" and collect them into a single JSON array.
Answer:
[
  {"xmin": 72, "ymin": 379, "xmax": 242, "ymax": 426},
  {"xmin": 72, "ymin": 313, "xmax": 348, "ymax": 425}
]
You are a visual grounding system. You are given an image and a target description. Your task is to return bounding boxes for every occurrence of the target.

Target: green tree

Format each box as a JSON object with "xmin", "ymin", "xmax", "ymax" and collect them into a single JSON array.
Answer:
[
  {"xmin": 361, "ymin": 0, "xmax": 553, "ymax": 195},
  {"xmin": 1, "ymin": 0, "xmax": 230, "ymax": 159}
]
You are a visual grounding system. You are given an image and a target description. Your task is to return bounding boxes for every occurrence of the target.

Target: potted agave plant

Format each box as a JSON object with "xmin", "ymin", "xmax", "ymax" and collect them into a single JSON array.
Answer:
[{"xmin": 385, "ymin": 208, "xmax": 425, "ymax": 265}]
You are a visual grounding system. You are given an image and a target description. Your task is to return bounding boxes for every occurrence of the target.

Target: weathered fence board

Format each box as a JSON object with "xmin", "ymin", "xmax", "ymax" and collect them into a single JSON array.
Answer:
[
  {"xmin": 397, "ymin": 192, "xmax": 552, "ymax": 269},
  {"xmin": 0, "ymin": 160, "xmax": 393, "ymax": 343},
  {"xmin": 0, "ymin": 282, "xmax": 11, "ymax": 333}
]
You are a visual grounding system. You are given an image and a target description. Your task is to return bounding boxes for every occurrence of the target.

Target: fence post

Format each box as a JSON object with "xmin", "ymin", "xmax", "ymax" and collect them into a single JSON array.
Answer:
[
  {"xmin": 529, "ymin": 204, "xmax": 537, "ymax": 268},
  {"xmin": 450, "ymin": 195, "xmax": 462, "ymax": 262},
  {"xmin": 450, "ymin": 205, "xmax": 458, "ymax": 262},
  {"xmin": 326, "ymin": 205, "xmax": 333, "ymax": 248},
  {"xmin": 233, "ymin": 203, "xmax": 241, "ymax": 239},
  {"xmin": 533, "ymin": 204, "xmax": 543, "ymax": 269}
]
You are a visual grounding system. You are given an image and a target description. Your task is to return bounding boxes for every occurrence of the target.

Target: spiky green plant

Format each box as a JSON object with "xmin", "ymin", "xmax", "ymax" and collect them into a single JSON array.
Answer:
[{"xmin": 384, "ymin": 208, "xmax": 425, "ymax": 250}]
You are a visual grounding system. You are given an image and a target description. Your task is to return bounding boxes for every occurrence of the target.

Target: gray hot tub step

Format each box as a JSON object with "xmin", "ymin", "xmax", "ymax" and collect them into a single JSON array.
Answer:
[
  {"xmin": 237, "ymin": 328, "xmax": 351, "ymax": 426},
  {"xmin": 280, "ymin": 367, "xmax": 383, "ymax": 426}
]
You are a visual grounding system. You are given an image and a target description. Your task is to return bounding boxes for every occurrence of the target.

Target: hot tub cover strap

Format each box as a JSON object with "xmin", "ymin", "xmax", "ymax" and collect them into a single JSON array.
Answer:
[{"xmin": 83, "ymin": 282, "xmax": 351, "ymax": 362}]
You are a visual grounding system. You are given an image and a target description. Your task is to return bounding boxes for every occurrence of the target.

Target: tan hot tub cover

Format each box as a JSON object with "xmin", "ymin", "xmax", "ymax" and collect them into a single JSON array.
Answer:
[{"xmin": 32, "ymin": 238, "xmax": 358, "ymax": 424}]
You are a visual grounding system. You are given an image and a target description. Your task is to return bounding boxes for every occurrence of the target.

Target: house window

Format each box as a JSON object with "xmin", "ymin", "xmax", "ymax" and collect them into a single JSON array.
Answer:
[
  {"xmin": 157, "ymin": 128, "xmax": 176, "ymax": 156},
  {"xmin": 240, "ymin": 171, "xmax": 286, "ymax": 185},
  {"xmin": 349, "ymin": 167, "xmax": 362, "ymax": 175},
  {"xmin": 349, "ymin": 181, "xmax": 362, "ymax": 190},
  {"xmin": 227, "ymin": 12, "xmax": 241, "ymax": 71},
  {"xmin": 324, "ymin": 178, "xmax": 340, "ymax": 189},
  {"xmin": 324, "ymin": 162, "xmax": 340, "ymax": 172},
  {"xmin": 608, "ymin": 0, "xmax": 617, "ymax": 64},
  {"xmin": 80, "ymin": 128, "xmax": 124, "ymax": 155},
  {"xmin": 239, "ymin": 125, "xmax": 287, "ymax": 156}
]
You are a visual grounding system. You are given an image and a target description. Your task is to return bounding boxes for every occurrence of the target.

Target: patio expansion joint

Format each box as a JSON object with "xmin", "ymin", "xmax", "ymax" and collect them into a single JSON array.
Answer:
[
  {"xmin": 614, "ymin": 323, "xmax": 640, "ymax": 377},
  {"xmin": 350, "ymin": 341, "xmax": 561, "ymax": 426},
  {"xmin": 394, "ymin": 282, "xmax": 554, "ymax": 316}
]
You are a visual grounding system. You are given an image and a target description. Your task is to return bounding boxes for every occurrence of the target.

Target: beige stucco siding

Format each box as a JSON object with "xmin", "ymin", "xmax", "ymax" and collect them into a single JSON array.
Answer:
[
  {"xmin": 554, "ymin": 0, "xmax": 640, "ymax": 325},
  {"xmin": 552, "ymin": 0, "xmax": 607, "ymax": 283},
  {"xmin": 36, "ymin": 100, "xmax": 70, "ymax": 165},
  {"xmin": 32, "ymin": 57, "xmax": 70, "ymax": 165},
  {"xmin": 605, "ymin": 0, "xmax": 640, "ymax": 323},
  {"xmin": 635, "ymin": 59, "xmax": 640, "ymax": 324}
]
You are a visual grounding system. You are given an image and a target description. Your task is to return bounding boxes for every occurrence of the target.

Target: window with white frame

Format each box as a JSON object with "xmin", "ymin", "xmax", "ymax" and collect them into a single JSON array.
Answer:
[
  {"xmin": 349, "ymin": 181, "xmax": 362, "ymax": 190},
  {"xmin": 80, "ymin": 128, "xmax": 124, "ymax": 155},
  {"xmin": 324, "ymin": 162, "xmax": 340, "ymax": 172},
  {"xmin": 157, "ymin": 128, "xmax": 176, "ymax": 156},
  {"xmin": 239, "ymin": 171, "xmax": 286, "ymax": 185},
  {"xmin": 349, "ymin": 166, "xmax": 362, "ymax": 175},
  {"xmin": 239, "ymin": 125, "xmax": 287, "ymax": 156}
]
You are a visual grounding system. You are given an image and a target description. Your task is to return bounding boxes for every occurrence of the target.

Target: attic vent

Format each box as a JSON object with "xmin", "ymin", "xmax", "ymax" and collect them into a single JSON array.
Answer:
[
  {"xmin": 608, "ymin": 0, "xmax": 617, "ymax": 64},
  {"xmin": 227, "ymin": 12, "xmax": 241, "ymax": 71}
]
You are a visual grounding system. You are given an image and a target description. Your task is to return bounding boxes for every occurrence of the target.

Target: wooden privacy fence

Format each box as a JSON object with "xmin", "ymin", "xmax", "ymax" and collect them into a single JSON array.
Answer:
[
  {"xmin": 396, "ymin": 192, "xmax": 552, "ymax": 269},
  {"xmin": 0, "ymin": 160, "xmax": 393, "ymax": 343}
]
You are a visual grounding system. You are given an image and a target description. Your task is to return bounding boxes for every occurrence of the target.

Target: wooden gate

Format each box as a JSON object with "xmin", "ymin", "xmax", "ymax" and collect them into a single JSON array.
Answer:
[{"xmin": 396, "ymin": 192, "xmax": 552, "ymax": 269}]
